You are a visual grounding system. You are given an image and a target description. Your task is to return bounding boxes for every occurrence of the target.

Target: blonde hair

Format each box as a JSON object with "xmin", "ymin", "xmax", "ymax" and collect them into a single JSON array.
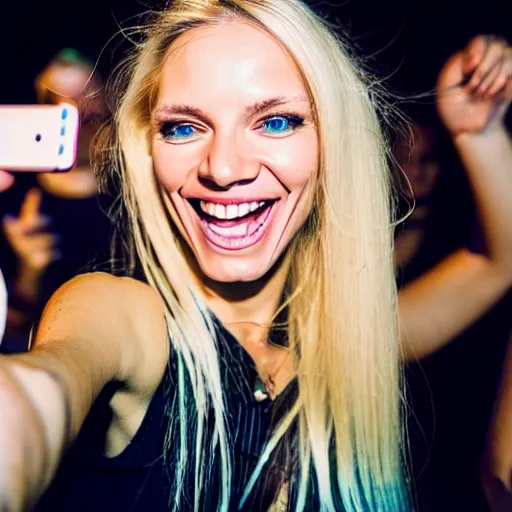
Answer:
[{"xmin": 98, "ymin": 0, "xmax": 408, "ymax": 510}]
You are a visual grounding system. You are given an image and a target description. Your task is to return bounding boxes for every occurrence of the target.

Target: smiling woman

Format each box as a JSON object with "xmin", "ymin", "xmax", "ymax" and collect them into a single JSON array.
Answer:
[
  {"xmin": 0, "ymin": 1, "xmax": 407, "ymax": 511},
  {"xmin": 151, "ymin": 22, "xmax": 318, "ymax": 283}
]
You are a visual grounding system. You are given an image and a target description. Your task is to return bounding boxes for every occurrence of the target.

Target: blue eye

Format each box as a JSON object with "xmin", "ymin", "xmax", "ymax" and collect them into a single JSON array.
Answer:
[
  {"xmin": 264, "ymin": 117, "xmax": 289, "ymax": 132},
  {"xmin": 160, "ymin": 122, "xmax": 197, "ymax": 141},
  {"xmin": 261, "ymin": 115, "xmax": 304, "ymax": 135}
]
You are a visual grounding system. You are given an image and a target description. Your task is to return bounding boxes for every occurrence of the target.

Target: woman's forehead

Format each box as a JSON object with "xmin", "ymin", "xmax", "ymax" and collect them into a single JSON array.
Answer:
[{"xmin": 157, "ymin": 21, "xmax": 308, "ymax": 105}]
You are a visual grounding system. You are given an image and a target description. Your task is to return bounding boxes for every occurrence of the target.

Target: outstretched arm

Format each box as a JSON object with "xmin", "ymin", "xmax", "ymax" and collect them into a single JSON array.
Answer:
[
  {"xmin": 400, "ymin": 36, "xmax": 512, "ymax": 361},
  {"xmin": 0, "ymin": 273, "xmax": 164, "ymax": 511}
]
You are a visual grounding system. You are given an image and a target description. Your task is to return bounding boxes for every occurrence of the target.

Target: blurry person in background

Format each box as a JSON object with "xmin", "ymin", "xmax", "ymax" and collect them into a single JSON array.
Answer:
[
  {"xmin": 395, "ymin": 33, "xmax": 512, "ymax": 362},
  {"xmin": 394, "ymin": 119, "xmax": 443, "ymax": 272},
  {"xmin": 394, "ymin": 36, "xmax": 512, "ymax": 512},
  {"xmin": 33, "ymin": 47, "xmax": 104, "ymax": 199},
  {"xmin": 0, "ymin": 48, "xmax": 111, "ymax": 353}
]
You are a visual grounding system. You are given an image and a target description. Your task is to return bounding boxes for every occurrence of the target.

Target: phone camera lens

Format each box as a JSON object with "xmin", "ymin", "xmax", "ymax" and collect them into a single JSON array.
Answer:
[{"xmin": 35, "ymin": 134, "xmax": 42, "ymax": 142}]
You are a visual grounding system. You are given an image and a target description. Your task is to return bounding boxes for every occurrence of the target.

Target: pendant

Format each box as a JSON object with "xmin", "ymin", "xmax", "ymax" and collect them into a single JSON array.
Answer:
[{"xmin": 253, "ymin": 376, "xmax": 269, "ymax": 402}]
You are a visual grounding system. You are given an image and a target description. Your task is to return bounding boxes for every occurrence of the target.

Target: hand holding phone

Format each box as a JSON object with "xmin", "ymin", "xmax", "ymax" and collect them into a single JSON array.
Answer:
[{"xmin": 0, "ymin": 103, "xmax": 79, "ymax": 173}]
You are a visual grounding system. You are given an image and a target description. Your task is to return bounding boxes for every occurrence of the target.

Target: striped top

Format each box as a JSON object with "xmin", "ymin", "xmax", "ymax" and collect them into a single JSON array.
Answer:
[{"xmin": 36, "ymin": 315, "xmax": 304, "ymax": 511}]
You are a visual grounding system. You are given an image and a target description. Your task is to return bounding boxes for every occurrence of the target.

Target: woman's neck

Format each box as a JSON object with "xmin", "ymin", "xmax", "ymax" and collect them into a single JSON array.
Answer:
[{"xmin": 202, "ymin": 256, "xmax": 290, "ymax": 345}]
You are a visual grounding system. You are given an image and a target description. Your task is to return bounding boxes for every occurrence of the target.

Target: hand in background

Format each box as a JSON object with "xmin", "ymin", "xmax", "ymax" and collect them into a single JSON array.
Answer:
[
  {"xmin": 3, "ymin": 188, "xmax": 61, "ymax": 304},
  {"xmin": 437, "ymin": 35, "xmax": 512, "ymax": 135}
]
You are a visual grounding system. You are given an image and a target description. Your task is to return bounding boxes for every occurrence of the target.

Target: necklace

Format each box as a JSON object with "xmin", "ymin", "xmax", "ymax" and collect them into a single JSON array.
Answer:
[
  {"xmin": 253, "ymin": 375, "xmax": 271, "ymax": 402},
  {"xmin": 253, "ymin": 347, "xmax": 291, "ymax": 402},
  {"xmin": 223, "ymin": 318, "xmax": 291, "ymax": 402}
]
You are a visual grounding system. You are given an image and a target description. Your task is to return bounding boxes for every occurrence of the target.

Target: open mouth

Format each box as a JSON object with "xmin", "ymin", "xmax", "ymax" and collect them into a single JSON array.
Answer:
[{"xmin": 188, "ymin": 198, "xmax": 277, "ymax": 250}]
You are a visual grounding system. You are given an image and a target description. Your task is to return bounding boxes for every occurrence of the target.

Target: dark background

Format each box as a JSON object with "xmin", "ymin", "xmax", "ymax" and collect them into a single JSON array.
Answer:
[
  {"xmin": 1, "ymin": 1, "xmax": 512, "ymax": 511},
  {"xmin": 1, "ymin": 0, "xmax": 511, "ymax": 104}
]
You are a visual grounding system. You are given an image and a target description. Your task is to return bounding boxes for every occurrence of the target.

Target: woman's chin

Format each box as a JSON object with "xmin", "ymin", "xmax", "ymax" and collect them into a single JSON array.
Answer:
[{"xmin": 200, "ymin": 258, "xmax": 272, "ymax": 284}]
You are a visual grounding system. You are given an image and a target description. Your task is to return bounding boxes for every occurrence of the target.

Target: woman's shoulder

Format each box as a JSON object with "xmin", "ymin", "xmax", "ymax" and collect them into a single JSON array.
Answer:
[
  {"xmin": 41, "ymin": 272, "xmax": 169, "ymax": 393},
  {"xmin": 58, "ymin": 272, "xmax": 160, "ymax": 306},
  {"xmin": 81, "ymin": 273, "xmax": 171, "ymax": 452}
]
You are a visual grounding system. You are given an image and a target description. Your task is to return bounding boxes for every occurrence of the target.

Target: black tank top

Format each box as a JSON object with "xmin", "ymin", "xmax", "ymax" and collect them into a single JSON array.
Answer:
[{"xmin": 35, "ymin": 316, "xmax": 302, "ymax": 511}]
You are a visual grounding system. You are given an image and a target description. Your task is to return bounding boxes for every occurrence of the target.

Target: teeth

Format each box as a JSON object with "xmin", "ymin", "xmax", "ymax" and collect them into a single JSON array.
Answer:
[
  {"xmin": 215, "ymin": 204, "xmax": 226, "ymax": 220},
  {"xmin": 226, "ymin": 204, "xmax": 238, "ymax": 220},
  {"xmin": 238, "ymin": 203, "xmax": 250, "ymax": 217},
  {"xmin": 199, "ymin": 200, "xmax": 269, "ymax": 220}
]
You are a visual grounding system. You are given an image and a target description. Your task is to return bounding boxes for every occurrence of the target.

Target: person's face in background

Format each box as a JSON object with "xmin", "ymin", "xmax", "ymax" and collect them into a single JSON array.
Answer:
[
  {"xmin": 152, "ymin": 22, "xmax": 318, "ymax": 284},
  {"xmin": 394, "ymin": 124, "xmax": 440, "ymax": 202},
  {"xmin": 36, "ymin": 60, "xmax": 106, "ymax": 172},
  {"xmin": 38, "ymin": 63, "xmax": 90, "ymax": 102},
  {"xmin": 36, "ymin": 62, "xmax": 105, "ymax": 122}
]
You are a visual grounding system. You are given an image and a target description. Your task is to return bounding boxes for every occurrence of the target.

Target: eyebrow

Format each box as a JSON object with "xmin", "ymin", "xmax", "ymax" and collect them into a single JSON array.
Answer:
[
  {"xmin": 153, "ymin": 104, "xmax": 210, "ymax": 125},
  {"xmin": 245, "ymin": 96, "xmax": 310, "ymax": 117},
  {"xmin": 153, "ymin": 96, "xmax": 310, "ymax": 124}
]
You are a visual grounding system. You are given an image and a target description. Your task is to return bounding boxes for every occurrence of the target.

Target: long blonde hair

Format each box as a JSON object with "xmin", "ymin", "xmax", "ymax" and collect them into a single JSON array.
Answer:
[{"xmin": 98, "ymin": 0, "xmax": 408, "ymax": 510}]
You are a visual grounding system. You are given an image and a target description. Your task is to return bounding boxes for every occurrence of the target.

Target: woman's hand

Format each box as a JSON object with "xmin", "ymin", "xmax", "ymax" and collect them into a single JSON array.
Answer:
[{"xmin": 437, "ymin": 35, "xmax": 512, "ymax": 135}]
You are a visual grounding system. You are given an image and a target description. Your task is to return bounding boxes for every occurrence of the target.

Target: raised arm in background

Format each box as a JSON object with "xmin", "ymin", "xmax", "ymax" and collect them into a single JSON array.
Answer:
[{"xmin": 399, "ymin": 35, "xmax": 512, "ymax": 361}]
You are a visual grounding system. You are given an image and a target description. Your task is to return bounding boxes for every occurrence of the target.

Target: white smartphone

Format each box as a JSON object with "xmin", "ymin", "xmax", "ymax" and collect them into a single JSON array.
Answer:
[{"xmin": 0, "ymin": 102, "xmax": 79, "ymax": 172}]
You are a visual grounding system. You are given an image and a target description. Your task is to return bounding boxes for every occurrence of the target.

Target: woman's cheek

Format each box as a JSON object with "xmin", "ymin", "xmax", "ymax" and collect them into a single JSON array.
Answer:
[
  {"xmin": 152, "ymin": 142, "xmax": 202, "ymax": 193},
  {"xmin": 258, "ymin": 132, "xmax": 318, "ymax": 188}
]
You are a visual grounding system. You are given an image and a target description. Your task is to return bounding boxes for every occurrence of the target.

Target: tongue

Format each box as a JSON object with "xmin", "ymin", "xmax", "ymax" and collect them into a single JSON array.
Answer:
[{"xmin": 209, "ymin": 221, "xmax": 248, "ymax": 237}]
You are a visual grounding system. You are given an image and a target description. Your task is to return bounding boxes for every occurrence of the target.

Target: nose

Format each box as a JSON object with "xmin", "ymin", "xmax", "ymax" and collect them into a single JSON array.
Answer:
[{"xmin": 198, "ymin": 130, "xmax": 260, "ymax": 190}]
